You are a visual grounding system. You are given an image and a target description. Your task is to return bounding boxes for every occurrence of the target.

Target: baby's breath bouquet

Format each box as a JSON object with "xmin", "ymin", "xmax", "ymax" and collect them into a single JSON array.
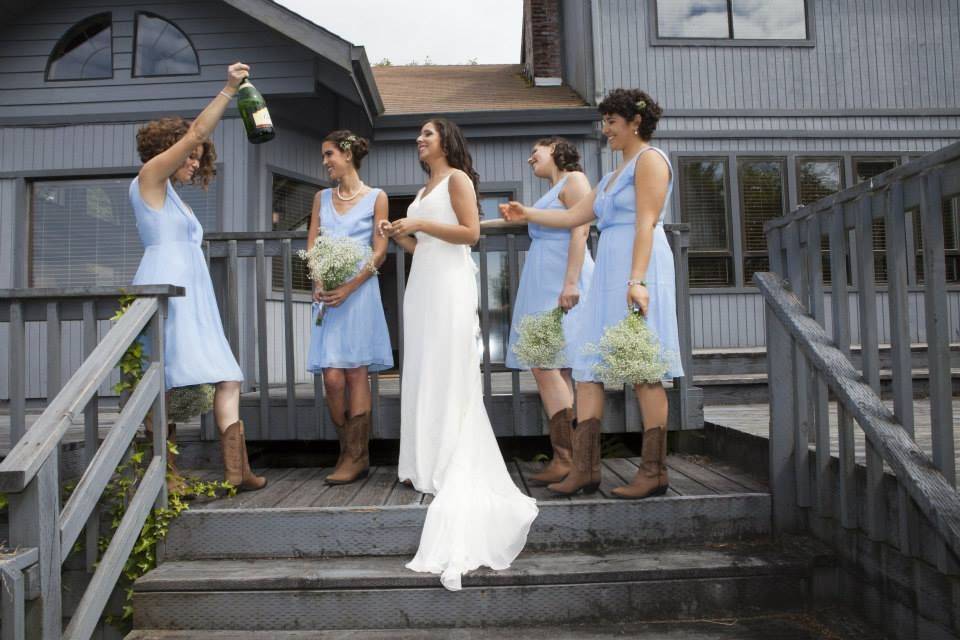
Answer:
[
  {"xmin": 512, "ymin": 306, "xmax": 567, "ymax": 369},
  {"xmin": 167, "ymin": 384, "xmax": 215, "ymax": 423},
  {"xmin": 297, "ymin": 229, "xmax": 371, "ymax": 325},
  {"xmin": 587, "ymin": 310, "xmax": 669, "ymax": 386}
]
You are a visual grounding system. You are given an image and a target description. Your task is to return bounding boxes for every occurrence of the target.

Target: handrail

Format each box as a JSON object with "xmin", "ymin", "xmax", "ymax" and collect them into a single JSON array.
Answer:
[
  {"xmin": 756, "ymin": 272, "xmax": 960, "ymax": 558},
  {"xmin": 1, "ymin": 548, "xmax": 39, "ymax": 640}
]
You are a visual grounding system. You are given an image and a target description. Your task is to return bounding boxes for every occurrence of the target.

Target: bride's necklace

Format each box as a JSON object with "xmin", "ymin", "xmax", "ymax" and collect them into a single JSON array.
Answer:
[{"xmin": 337, "ymin": 181, "xmax": 365, "ymax": 201}]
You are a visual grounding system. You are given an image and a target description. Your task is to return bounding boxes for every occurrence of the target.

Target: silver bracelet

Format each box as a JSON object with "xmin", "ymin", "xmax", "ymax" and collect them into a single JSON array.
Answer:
[
  {"xmin": 627, "ymin": 279, "xmax": 647, "ymax": 287},
  {"xmin": 219, "ymin": 90, "xmax": 236, "ymax": 100}
]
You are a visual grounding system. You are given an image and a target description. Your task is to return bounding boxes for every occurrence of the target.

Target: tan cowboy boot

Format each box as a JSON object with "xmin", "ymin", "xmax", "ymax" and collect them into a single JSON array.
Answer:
[
  {"xmin": 547, "ymin": 418, "xmax": 601, "ymax": 496},
  {"xmin": 325, "ymin": 412, "xmax": 370, "ymax": 485},
  {"xmin": 219, "ymin": 420, "xmax": 267, "ymax": 491},
  {"xmin": 330, "ymin": 411, "xmax": 348, "ymax": 476},
  {"xmin": 529, "ymin": 407, "xmax": 574, "ymax": 486},
  {"xmin": 612, "ymin": 426, "xmax": 669, "ymax": 499}
]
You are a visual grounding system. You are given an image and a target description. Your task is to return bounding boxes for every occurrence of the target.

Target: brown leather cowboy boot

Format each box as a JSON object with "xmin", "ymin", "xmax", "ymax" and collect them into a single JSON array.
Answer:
[
  {"xmin": 325, "ymin": 412, "xmax": 370, "ymax": 485},
  {"xmin": 547, "ymin": 418, "xmax": 601, "ymax": 496},
  {"xmin": 219, "ymin": 420, "xmax": 267, "ymax": 491},
  {"xmin": 612, "ymin": 426, "xmax": 669, "ymax": 499},
  {"xmin": 330, "ymin": 411, "xmax": 348, "ymax": 476},
  {"xmin": 529, "ymin": 407, "xmax": 574, "ymax": 486}
]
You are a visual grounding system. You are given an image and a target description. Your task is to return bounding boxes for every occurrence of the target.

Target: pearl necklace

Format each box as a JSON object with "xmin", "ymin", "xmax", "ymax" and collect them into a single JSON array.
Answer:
[{"xmin": 336, "ymin": 181, "xmax": 365, "ymax": 201}]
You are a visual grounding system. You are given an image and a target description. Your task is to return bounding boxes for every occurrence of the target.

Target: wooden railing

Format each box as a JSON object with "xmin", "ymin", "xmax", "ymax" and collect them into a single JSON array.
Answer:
[
  {"xmin": 202, "ymin": 222, "xmax": 696, "ymax": 440},
  {"xmin": 0, "ymin": 286, "xmax": 180, "ymax": 640},
  {"xmin": 759, "ymin": 141, "xmax": 960, "ymax": 570}
]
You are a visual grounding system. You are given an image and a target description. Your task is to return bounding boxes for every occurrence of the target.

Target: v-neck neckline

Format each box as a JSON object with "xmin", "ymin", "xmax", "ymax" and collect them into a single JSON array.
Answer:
[
  {"xmin": 418, "ymin": 172, "xmax": 453, "ymax": 202},
  {"xmin": 602, "ymin": 148, "xmax": 647, "ymax": 194},
  {"xmin": 331, "ymin": 188, "xmax": 376, "ymax": 217}
]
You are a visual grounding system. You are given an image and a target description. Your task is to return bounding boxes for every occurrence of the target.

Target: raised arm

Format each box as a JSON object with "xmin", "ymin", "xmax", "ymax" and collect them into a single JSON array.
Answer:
[
  {"xmin": 557, "ymin": 172, "xmax": 593, "ymax": 310},
  {"xmin": 499, "ymin": 185, "xmax": 597, "ymax": 229},
  {"xmin": 138, "ymin": 63, "xmax": 249, "ymax": 209},
  {"xmin": 627, "ymin": 150, "xmax": 670, "ymax": 316}
]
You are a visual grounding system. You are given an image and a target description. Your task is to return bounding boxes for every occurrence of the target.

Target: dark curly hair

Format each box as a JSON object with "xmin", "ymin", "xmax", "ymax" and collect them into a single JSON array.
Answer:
[
  {"xmin": 136, "ymin": 117, "xmax": 217, "ymax": 189},
  {"xmin": 324, "ymin": 129, "xmax": 370, "ymax": 169},
  {"xmin": 597, "ymin": 88, "xmax": 663, "ymax": 141},
  {"xmin": 421, "ymin": 118, "xmax": 480, "ymax": 204},
  {"xmin": 534, "ymin": 136, "xmax": 583, "ymax": 172}
]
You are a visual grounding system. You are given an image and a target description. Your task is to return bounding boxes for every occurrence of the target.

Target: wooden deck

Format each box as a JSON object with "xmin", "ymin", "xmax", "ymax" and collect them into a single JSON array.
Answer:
[{"xmin": 182, "ymin": 454, "xmax": 767, "ymax": 511}]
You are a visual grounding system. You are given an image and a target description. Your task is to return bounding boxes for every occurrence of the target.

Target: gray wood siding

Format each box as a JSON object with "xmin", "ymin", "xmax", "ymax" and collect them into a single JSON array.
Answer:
[
  {"xmin": 560, "ymin": 0, "xmax": 595, "ymax": 103},
  {"xmin": 595, "ymin": 0, "xmax": 960, "ymax": 112},
  {"xmin": 0, "ymin": 0, "xmax": 316, "ymax": 120}
]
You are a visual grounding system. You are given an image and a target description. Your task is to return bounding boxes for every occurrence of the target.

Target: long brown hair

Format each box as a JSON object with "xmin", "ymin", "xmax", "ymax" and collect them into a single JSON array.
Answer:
[{"xmin": 420, "ymin": 117, "xmax": 480, "ymax": 204}]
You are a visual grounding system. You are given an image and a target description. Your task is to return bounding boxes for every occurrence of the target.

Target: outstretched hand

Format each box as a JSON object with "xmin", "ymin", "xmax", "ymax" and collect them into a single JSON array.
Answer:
[{"xmin": 498, "ymin": 202, "xmax": 528, "ymax": 222}]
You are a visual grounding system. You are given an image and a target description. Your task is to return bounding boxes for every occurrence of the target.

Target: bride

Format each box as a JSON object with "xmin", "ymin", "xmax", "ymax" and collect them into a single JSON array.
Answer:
[{"xmin": 380, "ymin": 118, "xmax": 538, "ymax": 591}]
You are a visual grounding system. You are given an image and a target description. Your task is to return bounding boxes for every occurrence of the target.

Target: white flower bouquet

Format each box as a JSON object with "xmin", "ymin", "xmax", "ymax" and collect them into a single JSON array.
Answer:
[
  {"xmin": 297, "ymin": 229, "xmax": 371, "ymax": 325},
  {"xmin": 587, "ymin": 310, "xmax": 669, "ymax": 386},
  {"xmin": 512, "ymin": 306, "xmax": 567, "ymax": 369},
  {"xmin": 167, "ymin": 384, "xmax": 215, "ymax": 423}
]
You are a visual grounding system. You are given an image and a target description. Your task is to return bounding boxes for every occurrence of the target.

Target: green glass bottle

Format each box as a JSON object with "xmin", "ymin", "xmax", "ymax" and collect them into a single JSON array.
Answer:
[{"xmin": 237, "ymin": 77, "xmax": 275, "ymax": 144}]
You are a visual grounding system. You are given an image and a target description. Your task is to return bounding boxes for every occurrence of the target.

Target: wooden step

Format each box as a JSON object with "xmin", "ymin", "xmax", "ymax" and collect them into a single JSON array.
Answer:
[{"xmin": 133, "ymin": 543, "xmax": 832, "ymax": 631}]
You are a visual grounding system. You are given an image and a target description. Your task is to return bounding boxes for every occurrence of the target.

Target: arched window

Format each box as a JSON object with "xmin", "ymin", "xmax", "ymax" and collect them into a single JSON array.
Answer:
[
  {"xmin": 133, "ymin": 12, "xmax": 200, "ymax": 77},
  {"xmin": 45, "ymin": 13, "xmax": 113, "ymax": 81}
]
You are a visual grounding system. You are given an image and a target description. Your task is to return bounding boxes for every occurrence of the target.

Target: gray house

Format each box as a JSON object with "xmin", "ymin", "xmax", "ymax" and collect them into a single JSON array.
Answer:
[{"xmin": 1, "ymin": 0, "xmax": 958, "ymax": 404}]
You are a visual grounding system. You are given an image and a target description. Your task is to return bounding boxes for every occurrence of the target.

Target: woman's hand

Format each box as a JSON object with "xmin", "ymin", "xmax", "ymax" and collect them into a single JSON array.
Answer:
[
  {"xmin": 318, "ymin": 280, "xmax": 356, "ymax": 307},
  {"xmin": 226, "ymin": 62, "xmax": 250, "ymax": 90},
  {"xmin": 558, "ymin": 283, "xmax": 580, "ymax": 311},
  {"xmin": 627, "ymin": 283, "xmax": 649, "ymax": 316},
  {"xmin": 498, "ymin": 202, "xmax": 528, "ymax": 222},
  {"xmin": 382, "ymin": 218, "xmax": 421, "ymax": 238},
  {"xmin": 312, "ymin": 282, "xmax": 324, "ymax": 303}
]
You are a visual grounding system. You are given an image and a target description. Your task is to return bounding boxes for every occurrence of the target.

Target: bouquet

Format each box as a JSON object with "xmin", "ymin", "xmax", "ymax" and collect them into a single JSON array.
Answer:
[
  {"xmin": 512, "ymin": 306, "xmax": 567, "ymax": 369},
  {"xmin": 167, "ymin": 384, "xmax": 215, "ymax": 423},
  {"xmin": 297, "ymin": 230, "xmax": 371, "ymax": 325},
  {"xmin": 586, "ymin": 309, "xmax": 669, "ymax": 386}
]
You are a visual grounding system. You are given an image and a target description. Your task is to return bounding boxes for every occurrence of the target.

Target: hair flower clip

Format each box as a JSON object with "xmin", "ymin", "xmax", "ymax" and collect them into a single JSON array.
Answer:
[{"xmin": 635, "ymin": 99, "xmax": 647, "ymax": 111}]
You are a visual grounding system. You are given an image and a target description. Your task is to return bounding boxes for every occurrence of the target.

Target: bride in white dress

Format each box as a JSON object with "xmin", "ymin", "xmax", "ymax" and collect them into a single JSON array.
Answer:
[{"xmin": 380, "ymin": 118, "xmax": 538, "ymax": 591}]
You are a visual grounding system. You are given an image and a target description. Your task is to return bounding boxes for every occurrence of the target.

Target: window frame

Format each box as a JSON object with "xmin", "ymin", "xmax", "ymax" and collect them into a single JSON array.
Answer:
[
  {"xmin": 675, "ymin": 156, "xmax": 736, "ymax": 288},
  {"xmin": 267, "ymin": 167, "xmax": 328, "ymax": 299},
  {"xmin": 648, "ymin": 0, "xmax": 816, "ymax": 47},
  {"xmin": 131, "ymin": 11, "xmax": 201, "ymax": 79},
  {"xmin": 44, "ymin": 12, "xmax": 114, "ymax": 82},
  {"xmin": 738, "ymin": 156, "xmax": 788, "ymax": 287}
]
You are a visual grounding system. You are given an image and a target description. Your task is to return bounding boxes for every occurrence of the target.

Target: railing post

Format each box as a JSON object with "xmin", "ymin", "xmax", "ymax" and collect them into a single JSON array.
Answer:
[
  {"xmin": 766, "ymin": 305, "xmax": 801, "ymax": 533},
  {"xmin": 477, "ymin": 236, "xmax": 493, "ymax": 410},
  {"xmin": 9, "ymin": 452, "xmax": 61, "ymax": 640},
  {"xmin": 506, "ymin": 232, "xmax": 522, "ymax": 436},
  {"xmin": 149, "ymin": 299, "xmax": 168, "ymax": 511},
  {"xmin": 805, "ymin": 215, "xmax": 832, "ymax": 517},
  {"xmin": 671, "ymin": 227, "xmax": 693, "ymax": 430},
  {"xmin": 9, "ymin": 300, "xmax": 25, "ymax": 447},
  {"xmin": 784, "ymin": 222, "xmax": 811, "ymax": 508},
  {"xmin": 282, "ymin": 239, "xmax": 296, "ymax": 440},
  {"xmin": 82, "ymin": 300, "xmax": 100, "ymax": 572},
  {"xmin": 255, "ymin": 240, "xmax": 271, "ymax": 439}
]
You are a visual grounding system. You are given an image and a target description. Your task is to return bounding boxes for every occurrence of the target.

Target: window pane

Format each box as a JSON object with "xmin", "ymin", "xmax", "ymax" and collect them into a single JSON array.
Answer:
[
  {"xmin": 656, "ymin": 0, "xmax": 729, "ymax": 38},
  {"xmin": 31, "ymin": 178, "xmax": 216, "ymax": 287},
  {"xmin": 854, "ymin": 158, "xmax": 899, "ymax": 284},
  {"xmin": 479, "ymin": 194, "xmax": 508, "ymax": 220},
  {"xmin": 689, "ymin": 256, "xmax": 734, "ymax": 288},
  {"xmin": 47, "ymin": 14, "xmax": 112, "ymax": 80},
  {"xmin": 474, "ymin": 193, "xmax": 513, "ymax": 362},
  {"xmin": 739, "ymin": 159, "xmax": 786, "ymax": 254},
  {"xmin": 271, "ymin": 175, "xmax": 318, "ymax": 292},
  {"xmin": 798, "ymin": 158, "xmax": 842, "ymax": 206},
  {"xmin": 731, "ymin": 0, "xmax": 807, "ymax": 39},
  {"xmin": 679, "ymin": 159, "xmax": 730, "ymax": 251},
  {"xmin": 134, "ymin": 13, "xmax": 199, "ymax": 76},
  {"xmin": 914, "ymin": 197, "xmax": 960, "ymax": 284}
]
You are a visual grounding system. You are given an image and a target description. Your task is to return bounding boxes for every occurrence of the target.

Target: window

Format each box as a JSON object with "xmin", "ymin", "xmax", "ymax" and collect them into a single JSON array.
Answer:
[
  {"xmin": 475, "ymin": 193, "xmax": 513, "ymax": 362},
  {"xmin": 46, "ymin": 13, "xmax": 112, "ymax": 81},
  {"xmin": 30, "ymin": 177, "xmax": 216, "ymax": 287},
  {"xmin": 854, "ymin": 157, "xmax": 899, "ymax": 283},
  {"xmin": 797, "ymin": 157, "xmax": 844, "ymax": 284},
  {"xmin": 655, "ymin": 0, "xmax": 808, "ymax": 42},
  {"xmin": 678, "ymin": 158, "xmax": 734, "ymax": 287},
  {"xmin": 739, "ymin": 158, "xmax": 787, "ymax": 285},
  {"xmin": 271, "ymin": 175, "xmax": 319, "ymax": 293},
  {"xmin": 913, "ymin": 196, "xmax": 960, "ymax": 284},
  {"xmin": 133, "ymin": 12, "xmax": 199, "ymax": 77}
]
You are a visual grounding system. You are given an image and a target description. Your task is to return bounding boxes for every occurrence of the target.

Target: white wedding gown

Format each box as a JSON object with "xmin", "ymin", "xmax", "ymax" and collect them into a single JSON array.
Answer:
[{"xmin": 398, "ymin": 173, "xmax": 539, "ymax": 591}]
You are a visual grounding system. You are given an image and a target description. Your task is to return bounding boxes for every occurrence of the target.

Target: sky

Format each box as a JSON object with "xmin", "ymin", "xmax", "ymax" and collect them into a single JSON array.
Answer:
[{"xmin": 275, "ymin": 0, "xmax": 523, "ymax": 66}]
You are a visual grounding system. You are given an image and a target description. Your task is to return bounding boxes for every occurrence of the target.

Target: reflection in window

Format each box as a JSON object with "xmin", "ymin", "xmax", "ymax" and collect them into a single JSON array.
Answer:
[
  {"xmin": 46, "ymin": 13, "xmax": 113, "ymax": 80},
  {"xmin": 739, "ymin": 158, "xmax": 786, "ymax": 285},
  {"xmin": 31, "ymin": 177, "xmax": 216, "ymax": 287},
  {"xmin": 271, "ymin": 175, "xmax": 318, "ymax": 292},
  {"xmin": 678, "ymin": 158, "xmax": 734, "ymax": 287},
  {"xmin": 656, "ymin": 0, "xmax": 808, "ymax": 40},
  {"xmin": 475, "ymin": 194, "xmax": 512, "ymax": 362},
  {"xmin": 798, "ymin": 158, "xmax": 844, "ymax": 284},
  {"xmin": 134, "ymin": 13, "xmax": 200, "ymax": 76}
]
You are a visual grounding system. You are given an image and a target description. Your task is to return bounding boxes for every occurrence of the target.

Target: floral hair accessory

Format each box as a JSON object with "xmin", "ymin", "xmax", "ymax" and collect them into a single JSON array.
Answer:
[
  {"xmin": 635, "ymin": 100, "xmax": 647, "ymax": 111},
  {"xmin": 338, "ymin": 135, "xmax": 359, "ymax": 152}
]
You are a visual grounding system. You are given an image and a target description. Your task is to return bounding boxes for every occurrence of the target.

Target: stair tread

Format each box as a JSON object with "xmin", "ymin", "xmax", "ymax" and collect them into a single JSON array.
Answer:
[{"xmin": 137, "ymin": 542, "xmax": 823, "ymax": 592}]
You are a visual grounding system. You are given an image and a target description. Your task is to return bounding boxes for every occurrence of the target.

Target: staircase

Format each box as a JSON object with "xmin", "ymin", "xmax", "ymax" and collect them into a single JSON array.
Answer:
[{"xmin": 124, "ymin": 457, "xmax": 862, "ymax": 638}]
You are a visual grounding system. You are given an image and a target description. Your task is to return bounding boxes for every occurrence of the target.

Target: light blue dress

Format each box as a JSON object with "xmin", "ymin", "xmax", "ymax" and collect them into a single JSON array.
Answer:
[
  {"xmin": 130, "ymin": 178, "xmax": 243, "ymax": 390},
  {"xmin": 571, "ymin": 147, "xmax": 684, "ymax": 383},
  {"xmin": 505, "ymin": 176, "xmax": 595, "ymax": 370},
  {"xmin": 306, "ymin": 189, "xmax": 393, "ymax": 373}
]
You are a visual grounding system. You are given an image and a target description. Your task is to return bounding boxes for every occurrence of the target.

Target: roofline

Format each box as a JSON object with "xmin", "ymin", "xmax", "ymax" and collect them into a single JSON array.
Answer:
[{"xmin": 375, "ymin": 106, "xmax": 597, "ymax": 128}]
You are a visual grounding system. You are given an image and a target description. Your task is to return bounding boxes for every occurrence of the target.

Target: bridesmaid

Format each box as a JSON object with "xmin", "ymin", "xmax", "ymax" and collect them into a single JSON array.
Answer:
[
  {"xmin": 131, "ymin": 62, "xmax": 264, "ymax": 491},
  {"xmin": 306, "ymin": 130, "xmax": 393, "ymax": 485},
  {"xmin": 501, "ymin": 88, "xmax": 684, "ymax": 499},
  {"xmin": 504, "ymin": 137, "xmax": 594, "ymax": 486}
]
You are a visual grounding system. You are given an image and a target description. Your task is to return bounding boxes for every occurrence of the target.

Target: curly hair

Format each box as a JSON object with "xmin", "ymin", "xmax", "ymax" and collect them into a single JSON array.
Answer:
[
  {"xmin": 324, "ymin": 129, "xmax": 370, "ymax": 169},
  {"xmin": 421, "ymin": 118, "xmax": 481, "ymax": 204},
  {"xmin": 534, "ymin": 136, "xmax": 583, "ymax": 172},
  {"xmin": 135, "ymin": 117, "xmax": 217, "ymax": 189},
  {"xmin": 597, "ymin": 88, "xmax": 663, "ymax": 141}
]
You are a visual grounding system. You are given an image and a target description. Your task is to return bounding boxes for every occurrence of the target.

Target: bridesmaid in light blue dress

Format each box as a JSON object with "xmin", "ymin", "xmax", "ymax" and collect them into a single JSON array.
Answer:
[
  {"xmin": 131, "ymin": 62, "xmax": 264, "ymax": 491},
  {"xmin": 501, "ymin": 89, "xmax": 682, "ymax": 500},
  {"xmin": 504, "ymin": 137, "xmax": 594, "ymax": 487},
  {"xmin": 305, "ymin": 130, "xmax": 392, "ymax": 485}
]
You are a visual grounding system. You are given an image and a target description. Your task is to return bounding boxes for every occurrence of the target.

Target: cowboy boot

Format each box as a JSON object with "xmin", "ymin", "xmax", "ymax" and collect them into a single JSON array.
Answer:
[
  {"xmin": 547, "ymin": 418, "xmax": 601, "ymax": 495},
  {"xmin": 529, "ymin": 407, "xmax": 574, "ymax": 486},
  {"xmin": 325, "ymin": 412, "xmax": 370, "ymax": 485},
  {"xmin": 612, "ymin": 426, "xmax": 669, "ymax": 499},
  {"xmin": 330, "ymin": 411, "xmax": 348, "ymax": 476},
  {"xmin": 219, "ymin": 420, "xmax": 267, "ymax": 491}
]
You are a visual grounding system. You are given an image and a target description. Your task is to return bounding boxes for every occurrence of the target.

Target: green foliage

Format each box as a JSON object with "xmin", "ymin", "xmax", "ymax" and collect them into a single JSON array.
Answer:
[
  {"xmin": 112, "ymin": 295, "xmax": 146, "ymax": 396},
  {"xmin": 374, "ymin": 57, "xmax": 392, "ymax": 67},
  {"xmin": 0, "ymin": 493, "xmax": 7, "ymax": 512}
]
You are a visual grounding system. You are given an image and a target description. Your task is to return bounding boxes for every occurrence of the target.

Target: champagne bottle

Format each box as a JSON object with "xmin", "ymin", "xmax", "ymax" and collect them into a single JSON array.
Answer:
[{"xmin": 237, "ymin": 77, "xmax": 275, "ymax": 144}]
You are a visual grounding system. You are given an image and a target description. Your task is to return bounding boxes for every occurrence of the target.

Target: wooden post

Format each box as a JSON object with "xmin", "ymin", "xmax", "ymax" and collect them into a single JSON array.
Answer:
[
  {"xmin": 282, "ymin": 239, "xmax": 296, "ymax": 441},
  {"xmin": 784, "ymin": 223, "xmax": 811, "ymax": 509},
  {"xmin": 9, "ymin": 301, "xmax": 25, "ymax": 447},
  {"xmin": 255, "ymin": 240, "xmax": 271, "ymax": 440},
  {"xmin": 766, "ymin": 305, "xmax": 801, "ymax": 533},
  {"xmin": 44, "ymin": 302, "xmax": 61, "ymax": 399},
  {"xmin": 477, "ymin": 236, "xmax": 493, "ymax": 409},
  {"xmin": 671, "ymin": 227, "xmax": 693, "ymax": 430},
  {"xmin": 149, "ymin": 302, "xmax": 168, "ymax": 511},
  {"xmin": 805, "ymin": 215, "xmax": 832, "ymax": 517},
  {"xmin": 82, "ymin": 300, "xmax": 100, "ymax": 572},
  {"xmin": 506, "ymin": 233, "xmax": 521, "ymax": 435}
]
